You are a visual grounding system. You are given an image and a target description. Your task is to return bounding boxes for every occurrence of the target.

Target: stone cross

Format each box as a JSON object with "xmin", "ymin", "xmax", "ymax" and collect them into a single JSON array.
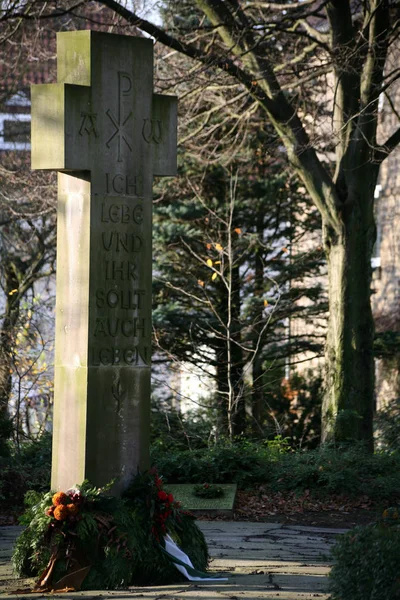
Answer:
[{"xmin": 31, "ymin": 31, "xmax": 177, "ymax": 495}]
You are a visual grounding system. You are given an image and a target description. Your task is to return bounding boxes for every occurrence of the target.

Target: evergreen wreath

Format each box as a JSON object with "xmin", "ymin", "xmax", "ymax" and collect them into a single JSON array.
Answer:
[
  {"xmin": 193, "ymin": 483, "xmax": 225, "ymax": 499},
  {"xmin": 12, "ymin": 470, "xmax": 208, "ymax": 591}
]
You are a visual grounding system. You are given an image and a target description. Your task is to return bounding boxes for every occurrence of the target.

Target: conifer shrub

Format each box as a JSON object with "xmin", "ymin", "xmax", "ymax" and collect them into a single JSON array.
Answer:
[
  {"xmin": 13, "ymin": 471, "xmax": 208, "ymax": 591},
  {"xmin": 268, "ymin": 444, "xmax": 400, "ymax": 500},
  {"xmin": 152, "ymin": 439, "xmax": 277, "ymax": 487},
  {"xmin": 330, "ymin": 509, "xmax": 400, "ymax": 600}
]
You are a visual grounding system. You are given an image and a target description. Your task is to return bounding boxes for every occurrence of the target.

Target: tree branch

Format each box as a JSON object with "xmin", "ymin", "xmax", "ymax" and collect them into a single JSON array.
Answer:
[
  {"xmin": 196, "ymin": 1, "xmax": 340, "ymax": 228},
  {"xmin": 97, "ymin": 0, "xmax": 341, "ymax": 228},
  {"xmin": 375, "ymin": 126, "xmax": 400, "ymax": 164},
  {"xmin": 100, "ymin": 0, "xmax": 279, "ymax": 116}
]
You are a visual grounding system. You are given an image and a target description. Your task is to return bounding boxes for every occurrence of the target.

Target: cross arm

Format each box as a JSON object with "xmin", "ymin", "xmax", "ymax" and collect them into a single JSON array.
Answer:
[
  {"xmin": 31, "ymin": 83, "xmax": 91, "ymax": 171},
  {"xmin": 151, "ymin": 94, "xmax": 177, "ymax": 177}
]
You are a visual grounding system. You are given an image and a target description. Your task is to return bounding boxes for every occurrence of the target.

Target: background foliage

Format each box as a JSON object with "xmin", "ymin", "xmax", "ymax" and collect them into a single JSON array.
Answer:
[{"xmin": 2, "ymin": 426, "xmax": 400, "ymax": 513}]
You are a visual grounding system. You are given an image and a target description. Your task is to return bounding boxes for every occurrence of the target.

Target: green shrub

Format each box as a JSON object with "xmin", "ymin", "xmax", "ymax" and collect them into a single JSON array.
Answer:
[
  {"xmin": 267, "ymin": 445, "xmax": 400, "ymax": 500},
  {"xmin": 4, "ymin": 434, "xmax": 400, "ymax": 512},
  {"xmin": 152, "ymin": 438, "xmax": 286, "ymax": 487},
  {"xmin": 153, "ymin": 441, "xmax": 400, "ymax": 503},
  {"xmin": 330, "ymin": 519, "xmax": 400, "ymax": 600}
]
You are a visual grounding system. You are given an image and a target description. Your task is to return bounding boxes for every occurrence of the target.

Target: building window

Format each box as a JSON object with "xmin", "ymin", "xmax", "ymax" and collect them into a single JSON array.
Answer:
[
  {"xmin": 0, "ymin": 113, "xmax": 31, "ymax": 151},
  {"xmin": 5, "ymin": 91, "xmax": 30, "ymax": 108}
]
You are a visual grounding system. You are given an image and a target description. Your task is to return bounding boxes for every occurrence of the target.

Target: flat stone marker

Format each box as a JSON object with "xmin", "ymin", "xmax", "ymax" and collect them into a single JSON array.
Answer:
[
  {"xmin": 166, "ymin": 484, "xmax": 237, "ymax": 516},
  {"xmin": 31, "ymin": 30, "xmax": 177, "ymax": 494}
]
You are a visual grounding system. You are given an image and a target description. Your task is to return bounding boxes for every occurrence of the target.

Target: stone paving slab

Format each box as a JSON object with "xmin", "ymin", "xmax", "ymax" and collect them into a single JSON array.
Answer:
[{"xmin": 0, "ymin": 521, "xmax": 347, "ymax": 599}]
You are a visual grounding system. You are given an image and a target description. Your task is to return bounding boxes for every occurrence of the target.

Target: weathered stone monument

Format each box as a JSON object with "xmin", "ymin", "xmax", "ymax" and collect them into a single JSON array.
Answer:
[{"xmin": 31, "ymin": 31, "xmax": 177, "ymax": 494}]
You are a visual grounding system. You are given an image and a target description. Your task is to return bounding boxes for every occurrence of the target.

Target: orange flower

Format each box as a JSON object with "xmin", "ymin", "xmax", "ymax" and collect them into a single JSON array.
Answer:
[
  {"xmin": 52, "ymin": 492, "xmax": 68, "ymax": 506},
  {"xmin": 54, "ymin": 505, "xmax": 69, "ymax": 521},
  {"xmin": 67, "ymin": 503, "xmax": 79, "ymax": 516}
]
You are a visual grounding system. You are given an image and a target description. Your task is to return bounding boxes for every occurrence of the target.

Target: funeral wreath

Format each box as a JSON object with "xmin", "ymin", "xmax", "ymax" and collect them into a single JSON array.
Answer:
[
  {"xmin": 193, "ymin": 483, "xmax": 225, "ymax": 499},
  {"xmin": 12, "ymin": 470, "xmax": 210, "ymax": 591}
]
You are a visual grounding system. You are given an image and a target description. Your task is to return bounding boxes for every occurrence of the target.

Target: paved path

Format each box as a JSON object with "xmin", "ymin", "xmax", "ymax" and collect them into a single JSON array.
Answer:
[{"xmin": 0, "ymin": 521, "xmax": 347, "ymax": 599}]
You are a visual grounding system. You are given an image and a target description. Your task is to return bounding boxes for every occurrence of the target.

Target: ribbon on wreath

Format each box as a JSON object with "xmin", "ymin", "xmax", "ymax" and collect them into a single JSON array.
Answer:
[{"xmin": 161, "ymin": 535, "xmax": 228, "ymax": 581}]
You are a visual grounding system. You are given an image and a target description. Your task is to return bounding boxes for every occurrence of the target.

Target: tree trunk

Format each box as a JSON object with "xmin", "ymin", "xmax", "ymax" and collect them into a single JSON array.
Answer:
[
  {"xmin": 321, "ymin": 188, "xmax": 376, "ymax": 449},
  {"xmin": 230, "ymin": 262, "xmax": 246, "ymax": 437},
  {"xmin": 215, "ymin": 335, "xmax": 245, "ymax": 439},
  {"xmin": 214, "ymin": 262, "xmax": 245, "ymax": 439},
  {"xmin": 0, "ymin": 263, "xmax": 20, "ymax": 418},
  {"xmin": 215, "ymin": 340, "xmax": 229, "ymax": 438},
  {"xmin": 0, "ymin": 263, "xmax": 21, "ymax": 451},
  {"xmin": 251, "ymin": 211, "xmax": 265, "ymax": 434}
]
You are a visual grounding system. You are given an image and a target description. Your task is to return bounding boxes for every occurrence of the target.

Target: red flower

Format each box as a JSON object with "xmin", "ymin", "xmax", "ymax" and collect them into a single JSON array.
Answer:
[
  {"xmin": 150, "ymin": 468, "xmax": 163, "ymax": 490},
  {"xmin": 158, "ymin": 490, "xmax": 168, "ymax": 501},
  {"xmin": 167, "ymin": 493, "xmax": 174, "ymax": 504}
]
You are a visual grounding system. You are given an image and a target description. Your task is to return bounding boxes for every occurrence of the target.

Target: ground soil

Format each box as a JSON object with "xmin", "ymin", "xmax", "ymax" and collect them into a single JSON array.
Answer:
[
  {"xmin": 197, "ymin": 489, "xmax": 382, "ymax": 529},
  {"xmin": 232, "ymin": 507, "xmax": 378, "ymax": 529},
  {"xmin": 0, "ymin": 489, "xmax": 384, "ymax": 530}
]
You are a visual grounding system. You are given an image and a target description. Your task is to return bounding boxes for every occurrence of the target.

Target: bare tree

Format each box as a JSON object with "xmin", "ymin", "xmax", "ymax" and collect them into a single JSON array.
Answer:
[
  {"xmin": 0, "ymin": 157, "xmax": 56, "ymax": 425},
  {"xmin": 91, "ymin": 0, "xmax": 400, "ymax": 448},
  {"xmin": 152, "ymin": 144, "xmax": 325, "ymax": 440}
]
